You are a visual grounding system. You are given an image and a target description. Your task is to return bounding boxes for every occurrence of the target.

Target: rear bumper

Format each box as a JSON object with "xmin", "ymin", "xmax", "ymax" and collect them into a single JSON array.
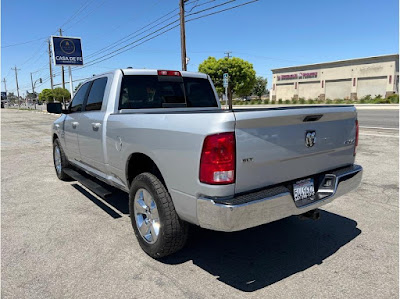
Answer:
[{"xmin": 197, "ymin": 164, "xmax": 363, "ymax": 232}]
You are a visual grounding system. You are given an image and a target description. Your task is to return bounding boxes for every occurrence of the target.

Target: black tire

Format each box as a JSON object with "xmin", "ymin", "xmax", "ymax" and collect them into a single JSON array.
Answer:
[
  {"xmin": 53, "ymin": 138, "xmax": 72, "ymax": 181},
  {"xmin": 129, "ymin": 172, "xmax": 188, "ymax": 258}
]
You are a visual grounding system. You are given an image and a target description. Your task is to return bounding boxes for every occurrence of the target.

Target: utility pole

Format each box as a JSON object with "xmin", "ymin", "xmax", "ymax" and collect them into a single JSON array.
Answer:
[
  {"xmin": 2, "ymin": 78, "xmax": 7, "ymax": 97},
  {"xmin": 179, "ymin": 0, "xmax": 187, "ymax": 71},
  {"xmin": 59, "ymin": 28, "xmax": 66, "ymax": 89},
  {"xmin": 30, "ymin": 72, "xmax": 35, "ymax": 94},
  {"xmin": 48, "ymin": 39, "xmax": 54, "ymax": 90},
  {"xmin": 11, "ymin": 66, "xmax": 21, "ymax": 108},
  {"xmin": 225, "ymin": 51, "xmax": 232, "ymax": 59}
]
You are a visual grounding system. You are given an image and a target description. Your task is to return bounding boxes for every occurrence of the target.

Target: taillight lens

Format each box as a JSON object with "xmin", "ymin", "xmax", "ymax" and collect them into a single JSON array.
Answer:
[
  {"xmin": 354, "ymin": 119, "xmax": 359, "ymax": 156},
  {"xmin": 200, "ymin": 132, "xmax": 236, "ymax": 184}
]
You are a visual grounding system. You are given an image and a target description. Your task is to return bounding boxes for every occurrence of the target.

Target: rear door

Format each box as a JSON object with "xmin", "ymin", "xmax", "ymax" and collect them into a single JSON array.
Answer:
[
  {"xmin": 233, "ymin": 106, "xmax": 357, "ymax": 194},
  {"xmin": 77, "ymin": 77, "xmax": 109, "ymax": 173},
  {"xmin": 63, "ymin": 81, "xmax": 91, "ymax": 162}
]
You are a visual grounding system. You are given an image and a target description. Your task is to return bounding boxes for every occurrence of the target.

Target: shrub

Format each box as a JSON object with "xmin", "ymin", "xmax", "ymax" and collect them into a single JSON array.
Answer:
[
  {"xmin": 264, "ymin": 99, "xmax": 270, "ymax": 104},
  {"xmin": 292, "ymin": 98, "xmax": 298, "ymax": 104},
  {"xmin": 325, "ymin": 98, "xmax": 332, "ymax": 104},
  {"xmin": 334, "ymin": 98, "xmax": 344, "ymax": 104},
  {"xmin": 278, "ymin": 99, "xmax": 283, "ymax": 104},
  {"xmin": 388, "ymin": 94, "xmax": 399, "ymax": 103},
  {"xmin": 307, "ymin": 99, "xmax": 315, "ymax": 104},
  {"xmin": 256, "ymin": 100, "xmax": 262, "ymax": 104},
  {"xmin": 271, "ymin": 100, "xmax": 276, "ymax": 104},
  {"xmin": 373, "ymin": 98, "xmax": 391, "ymax": 104},
  {"xmin": 299, "ymin": 98, "xmax": 306, "ymax": 104},
  {"xmin": 285, "ymin": 99, "xmax": 290, "ymax": 104}
]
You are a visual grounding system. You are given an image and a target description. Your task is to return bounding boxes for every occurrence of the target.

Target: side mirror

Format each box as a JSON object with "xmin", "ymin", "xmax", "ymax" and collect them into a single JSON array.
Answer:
[{"xmin": 46, "ymin": 102, "xmax": 62, "ymax": 114}]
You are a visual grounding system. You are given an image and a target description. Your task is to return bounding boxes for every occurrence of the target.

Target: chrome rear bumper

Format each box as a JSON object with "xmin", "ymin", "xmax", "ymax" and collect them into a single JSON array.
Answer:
[{"xmin": 197, "ymin": 164, "xmax": 363, "ymax": 232}]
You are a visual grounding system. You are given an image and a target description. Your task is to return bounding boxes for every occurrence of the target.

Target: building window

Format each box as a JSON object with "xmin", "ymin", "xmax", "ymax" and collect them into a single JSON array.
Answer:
[
  {"xmin": 273, "ymin": 84, "xmax": 275, "ymax": 90},
  {"xmin": 353, "ymin": 78, "xmax": 356, "ymax": 87},
  {"xmin": 321, "ymin": 80, "xmax": 324, "ymax": 88},
  {"xmin": 295, "ymin": 82, "xmax": 297, "ymax": 89},
  {"xmin": 389, "ymin": 75, "xmax": 392, "ymax": 84}
]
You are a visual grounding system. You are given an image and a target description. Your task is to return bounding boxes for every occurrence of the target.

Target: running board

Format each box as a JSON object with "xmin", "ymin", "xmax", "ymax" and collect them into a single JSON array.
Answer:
[{"xmin": 64, "ymin": 168, "xmax": 112, "ymax": 199}]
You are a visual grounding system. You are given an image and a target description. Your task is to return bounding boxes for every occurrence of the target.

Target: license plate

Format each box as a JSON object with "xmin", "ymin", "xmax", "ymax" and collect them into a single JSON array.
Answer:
[{"xmin": 293, "ymin": 178, "xmax": 315, "ymax": 201}]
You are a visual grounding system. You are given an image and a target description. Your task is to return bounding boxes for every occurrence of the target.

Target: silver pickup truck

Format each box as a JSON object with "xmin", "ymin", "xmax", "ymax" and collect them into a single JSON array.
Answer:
[{"xmin": 50, "ymin": 69, "xmax": 363, "ymax": 258}]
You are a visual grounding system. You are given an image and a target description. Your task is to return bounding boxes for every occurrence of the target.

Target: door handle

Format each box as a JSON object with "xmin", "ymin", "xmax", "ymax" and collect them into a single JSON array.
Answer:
[
  {"xmin": 72, "ymin": 122, "xmax": 79, "ymax": 129},
  {"xmin": 91, "ymin": 122, "xmax": 101, "ymax": 131}
]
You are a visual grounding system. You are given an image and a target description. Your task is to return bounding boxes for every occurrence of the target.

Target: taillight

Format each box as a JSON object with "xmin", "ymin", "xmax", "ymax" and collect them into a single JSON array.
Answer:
[
  {"xmin": 354, "ymin": 119, "xmax": 359, "ymax": 156},
  {"xmin": 200, "ymin": 132, "xmax": 236, "ymax": 184},
  {"xmin": 157, "ymin": 70, "xmax": 181, "ymax": 76}
]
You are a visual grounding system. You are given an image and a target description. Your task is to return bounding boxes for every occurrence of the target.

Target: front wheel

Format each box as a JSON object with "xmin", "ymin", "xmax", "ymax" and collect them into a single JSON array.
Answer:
[
  {"xmin": 53, "ymin": 139, "xmax": 72, "ymax": 181},
  {"xmin": 129, "ymin": 172, "xmax": 188, "ymax": 258}
]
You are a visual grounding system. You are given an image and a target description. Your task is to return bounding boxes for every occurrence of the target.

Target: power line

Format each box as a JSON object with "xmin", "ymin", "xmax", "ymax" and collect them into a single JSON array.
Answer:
[
  {"xmin": 28, "ymin": 0, "xmax": 260, "ymax": 89},
  {"xmin": 1, "ymin": 37, "xmax": 48, "ymax": 49},
  {"xmin": 186, "ymin": 0, "xmax": 237, "ymax": 17},
  {"xmin": 50, "ymin": 0, "xmax": 259, "ymax": 73},
  {"xmin": 58, "ymin": 0, "xmax": 96, "ymax": 29},
  {"xmin": 79, "ymin": 0, "xmax": 242, "ymax": 66},
  {"xmin": 186, "ymin": 0, "xmax": 258, "ymax": 23},
  {"xmin": 79, "ymin": 24, "xmax": 181, "ymax": 69},
  {"xmin": 64, "ymin": 0, "xmax": 109, "ymax": 31},
  {"xmin": 85, "ymin": 9, "xmax": 179, "ymax": 60}
]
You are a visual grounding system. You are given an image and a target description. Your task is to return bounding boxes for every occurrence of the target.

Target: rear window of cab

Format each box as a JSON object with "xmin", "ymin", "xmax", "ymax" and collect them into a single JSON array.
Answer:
[{"xmin": 119, "ymin": 75, "xmax": 218, "ymax": 109}]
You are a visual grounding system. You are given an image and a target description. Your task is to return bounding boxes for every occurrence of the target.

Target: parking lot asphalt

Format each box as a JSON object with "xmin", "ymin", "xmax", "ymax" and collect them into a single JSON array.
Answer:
[{"xmin": 1, "ymin": 109, "xmax": 398, "ymax": 298}]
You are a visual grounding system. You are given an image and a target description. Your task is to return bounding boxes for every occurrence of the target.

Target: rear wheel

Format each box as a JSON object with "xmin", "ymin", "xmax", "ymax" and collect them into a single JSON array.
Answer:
[
  {"xmin": 129, "ymin": 172, "xmax": 188, "ymax": 258},
  {"xmin": 53, "ymin": 139, "xmax": 72, "ymax": 181}
]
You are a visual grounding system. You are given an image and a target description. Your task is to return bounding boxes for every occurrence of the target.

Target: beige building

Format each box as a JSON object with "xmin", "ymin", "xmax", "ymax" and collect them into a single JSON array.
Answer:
[{"xmin": 270, "ymin": 54, "xmax": 399, "ymax": 101}]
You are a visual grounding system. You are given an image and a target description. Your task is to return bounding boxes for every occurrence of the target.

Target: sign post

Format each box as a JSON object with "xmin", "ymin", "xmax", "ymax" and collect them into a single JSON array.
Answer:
[
  {"xmin": 51, "ymin": 36, "xmax": 83, "ymax": 102},
  {"xmin": 68, "ymin": 66, "xmax": 74, "ymax": 100},
  {"xmin": 223, "ymin": 73, "xmax": 229, "ymax": 109}
]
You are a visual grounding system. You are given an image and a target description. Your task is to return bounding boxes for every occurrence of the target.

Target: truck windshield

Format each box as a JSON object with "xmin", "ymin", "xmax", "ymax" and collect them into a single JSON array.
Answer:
[{"xmin": 119, "ymin": 75, "xmax": 218, "ymax": 109}]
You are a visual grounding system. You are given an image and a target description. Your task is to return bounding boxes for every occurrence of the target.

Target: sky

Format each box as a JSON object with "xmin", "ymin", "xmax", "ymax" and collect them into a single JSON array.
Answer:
[{"xmin": 1, "ymin": 0, "xmax": 399, "ymax": 96}]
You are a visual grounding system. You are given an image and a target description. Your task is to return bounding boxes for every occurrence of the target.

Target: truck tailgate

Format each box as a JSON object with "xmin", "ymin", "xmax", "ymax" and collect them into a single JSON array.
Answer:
[{"xmin": 233, "ymin": 106, "xmax": 357, "ymax": 194}]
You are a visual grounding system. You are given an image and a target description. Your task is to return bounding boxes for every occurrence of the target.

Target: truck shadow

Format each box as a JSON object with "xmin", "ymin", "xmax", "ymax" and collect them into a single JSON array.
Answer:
[
  {"xmin": 71, "ymin": 183, "xmax": 360, "ymax": 292},
  {"xmin": 161, "ymin": 211, "xmax": 361, "ymax": 292}
]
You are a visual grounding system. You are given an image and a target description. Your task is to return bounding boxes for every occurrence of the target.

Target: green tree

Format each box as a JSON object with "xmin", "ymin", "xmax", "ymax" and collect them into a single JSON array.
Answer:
[
  {"xmin": 39, "ymin": 89, "xmax": 54, "ymax": 102},
  {"xmin": 253, "ymin": 76, "xmax": 268, "ymax": 100},
  {"xmin": 198, "ymin": 56, "xmax": 256, "ymax": 101},
  {"xmin": 53, "ymin": 88, "xmax": 71, "ymax": 101}
]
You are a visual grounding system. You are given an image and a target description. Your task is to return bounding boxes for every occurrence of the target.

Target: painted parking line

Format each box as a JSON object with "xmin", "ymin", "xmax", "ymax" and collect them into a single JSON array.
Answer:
[
  {"xmin": 360, "ymin": 126, "xmax": 399, "ymax": 131},
  {"xmin": 360, "ymin": 133, "xmax": 399, "ymax": 138}
]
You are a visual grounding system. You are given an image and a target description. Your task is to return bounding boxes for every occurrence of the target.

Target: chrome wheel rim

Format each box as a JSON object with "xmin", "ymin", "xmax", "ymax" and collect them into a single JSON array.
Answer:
[
  {"xmin": 134, "ymin": 188, "xmax": 160, "ymax": 244},
  {"xmin": 54, "ymin": 146, "xmax": 62, "ymax": 174}
]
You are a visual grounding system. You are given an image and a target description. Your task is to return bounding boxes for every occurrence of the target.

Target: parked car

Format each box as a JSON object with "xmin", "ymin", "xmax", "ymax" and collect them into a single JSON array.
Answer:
[{"xmin": 49, "ymin": 69, "xmax": 363, "ymax": 258}]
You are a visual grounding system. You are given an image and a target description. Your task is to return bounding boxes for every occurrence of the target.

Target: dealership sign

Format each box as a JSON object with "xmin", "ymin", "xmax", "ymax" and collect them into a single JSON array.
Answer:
[
  {"xmin": 51, "ymin": 36, "xmax": 83, "ymax": 66},
  {"xmin": 277, "ymin": 72, "xmax": 318, "ymax": 81}
]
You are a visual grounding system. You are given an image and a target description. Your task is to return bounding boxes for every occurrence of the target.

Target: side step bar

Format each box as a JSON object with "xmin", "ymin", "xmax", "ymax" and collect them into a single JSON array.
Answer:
[{"xmin": 63, "ymin": 168, "xmax": 112, "ymax": 199}]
